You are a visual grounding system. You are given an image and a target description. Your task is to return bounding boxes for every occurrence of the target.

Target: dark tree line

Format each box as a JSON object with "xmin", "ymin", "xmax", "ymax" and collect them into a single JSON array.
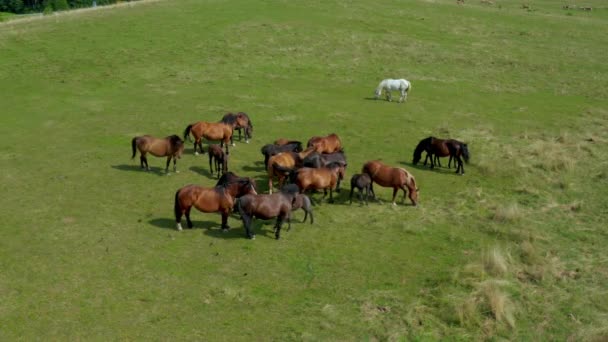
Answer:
[{"xmin": 0, "ymin": 0, "xmax": 134, "ymax": 14}]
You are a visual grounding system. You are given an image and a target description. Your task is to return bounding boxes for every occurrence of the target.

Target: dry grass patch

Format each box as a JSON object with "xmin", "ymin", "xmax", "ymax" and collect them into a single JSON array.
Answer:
[{"xmin": 493, "ymin": 203, "xmax": 523, "ymax": 222}]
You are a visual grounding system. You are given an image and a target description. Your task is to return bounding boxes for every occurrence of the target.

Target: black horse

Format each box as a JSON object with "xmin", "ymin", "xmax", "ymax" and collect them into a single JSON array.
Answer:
[
  {"xmin": 302, "ymin": 150, "xmax": 347, "ymax": 169},
  {"xmin": 261, "ymin": 141, "xmax": 303, "ymax": 169},
  {"xmin": 412, "ymin": 137, "xmax": 469, "ymax": 174},
  {"xmin": 236, "ymin": 184, "xmax": 300, "ymax": 240}
]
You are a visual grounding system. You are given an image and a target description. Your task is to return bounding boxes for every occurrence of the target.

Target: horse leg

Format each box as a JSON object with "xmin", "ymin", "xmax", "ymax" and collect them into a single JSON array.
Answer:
[
  {"xmin": 275, "ymin": 215, "xmax": 284, "ymax": 240},
  {"xmin": 328, "ymin": 188, "xmax": 334, "ymax": 204},
  {"xmin": 268, "ymin": 176, "xmax": 274, "ymax": 195},
  {"xmin": 391, "ymin": 188, "xmax": 398, "ymax": 206},
  {"xmin": 139, "ymin": 155, "xmax": 146, "ymax": 169},
  {"xmin": 435, "ymin": 155, "xmax": 442, "ymax": 168},
  {"xmin": 349, "ymin": 186, "xmax": 354, "ymax": 204},
  {"xmin": 165, "ymin": 156, "xmax": 171, "ymax": 173},
  {"xmin": 386, "ymin": 92, "xmax": 392, "ymax": 102},
  {"xmin": 399, "ymin": 90, "xmax": 405, "ymax": 103},
  {"xmin": 173, "ymin": 156, "xmax": 178, "ymax": 173},
  {"xmin": 185, "ymin": 207, "xmax": 193, "ymax": 228},
  {"xmin": 364, "ymin": 186, "xmax": 370, "ymax": 205},
  {"xmin": 401, "ymin": 185, "xmax": 408, "ymax": 204},
  {"xmin": 241, "ymin": 213, "xmax": 255, "ymax": 239},
  {"xmin": 430, "ymin": 154, "xmax": 435, "ymax": 169},
  {"xmin": 456, "ymin": 155, "xmax": 464, "ymax": 175},
  {"xmin": 221, "ymin": 212, "xmax": 230, "ymax": 231},
  {"xmin": 143, "ymin": 156, "xmax": 150, "ymax": 171}
]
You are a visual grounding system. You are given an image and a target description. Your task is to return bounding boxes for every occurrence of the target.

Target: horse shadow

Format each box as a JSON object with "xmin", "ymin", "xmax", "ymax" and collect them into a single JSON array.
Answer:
[
  {"xmin": 148, "ymin": 217, "xmax": 218, "ymax": 230},
  {"xmin": 189, "ymin": 166, "xmax": 216, "ymax": 179},
  {"xmin": 242, "ymin": 163, "xmax": 266, "ymax": 173},
  {"xmin": 111, "ymin": 164, "xmax": 169, "ymax": 176},
  {"xmin": 400, "ymin": 160, "xmax": 461, "ymax": 175}
]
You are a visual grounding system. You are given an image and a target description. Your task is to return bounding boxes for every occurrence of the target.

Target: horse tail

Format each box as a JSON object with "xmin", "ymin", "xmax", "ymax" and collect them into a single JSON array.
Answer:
[
  {"xmin": 174, "ymin": 189, "xmax": 182, "ymax": 222},
  {"xmin": 272, "ymin": 163, "xmax": 295, "ymax": 176},
  {"xmin": 131, "ymin": 137, "xmax": 138, "ymax": 159},
  {"xmin": 183, "ymin": 124, "xmax": 193, "ymax": 142},
  {"xmin": 303, "ymin": 195, "xmax": 313, "ymax": 224},
  {"xmin": 407, "ymin": 80, "xmax": 412, "ymax": 92}
]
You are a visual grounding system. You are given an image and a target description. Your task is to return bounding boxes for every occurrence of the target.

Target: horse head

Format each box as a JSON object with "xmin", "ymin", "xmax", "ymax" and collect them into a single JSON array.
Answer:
[
  {"xmin": 462, "ymin": 143, "xmax": 470, "ymax": 163},
  {"xmin": 412, "ymin": 137, "xmax": 432, "ymax": 165}
]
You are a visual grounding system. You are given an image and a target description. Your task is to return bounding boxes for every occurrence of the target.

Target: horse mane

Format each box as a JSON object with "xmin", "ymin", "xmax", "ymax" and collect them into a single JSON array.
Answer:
[
  {"xmin": 413, "ymin": 137, "xmax": 433, "ymax": 160},
  {"xmin": 216, "ymin": 171, "xmax": 238, "ymax": 187},
  {"xmin": 167, "ymin": 134, "xmax": 183, "ymax": 147},
  {"xmin": 220, "ymin": 113, "xmax": 237, "ymax": 125},
  {"xmin": 280, "ymin": 183, "xmax": 300, "ymax": 196}
]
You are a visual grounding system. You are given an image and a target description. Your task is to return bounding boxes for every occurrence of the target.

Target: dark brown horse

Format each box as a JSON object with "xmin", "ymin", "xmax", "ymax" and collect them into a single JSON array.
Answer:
[
  {"xmin": 274, "ymin": 138, "xmax": 300, "ymax": 146},
  {"xmin": 184, "ymin": 121, "xmax": 234, "ymax": 155},
  {"xmin": 208, "ymin": 144, "xmax": 228, "ymax": 179},
  {"xmin": 362, "ymin": 160, "xmax": 418, "ymax": 206},
  {"xmin": 412, "ymin": 136, "xmax": 469, "ymax": 175},
  {"xmin": 307, "ymin": 133, "xmax": 343, "ymax": 154},
  {"xmin": 131, "ymin": 134, "xmax": 185, "ymax": 173},
  {"xmin": 302, "ymin": 150, "xmax": 347, "ymax": 169},
  {"xmin": 236, "ymin": 184, "xmax": 300, "ymax": 239},
  {"xmin": 266, "ymin": 147, "xmax": 315, "ymax": 194},
  {"xmin": 221, "ymin": 112, "xmax": 253, "ymax": 143},
  {"xmin": 284, "ymin": 162, "xmax": 345, "ymax": 203},
  {"xmin": 349, "ymin": 173, "xmax": 374, "ymax": 205},
  {"xmin": 174, "ymin": 172, "xmax": 257, "ymax": 231}
]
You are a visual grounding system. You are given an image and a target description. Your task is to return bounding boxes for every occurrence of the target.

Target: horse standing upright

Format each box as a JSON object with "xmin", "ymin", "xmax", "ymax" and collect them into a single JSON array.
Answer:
[
  {"xmin": 266, "ymin": 147, "xmax": 315, "ymax": 194},
  {"xmin": 374, "ymin": 79, "xmax": 412, "ymax": 103},
  {"xmin": 306, "ymin": 133, "xmax": 343, "ymax": 154},
  {"xmin": 173, "ymin": 172, "xmax": 257, "ymax": 231},
  {"xmin": 349, "ymin": 173, "xmax": 374, "ymax": 205},
  {"xmin": 207, "ymin": 144, "xmax": 228, "ymax": 179},
  {"xmin": 412, "ymin": 137, "xmax": 469, "ymax": 175},
  {"xmin": 236, "ymin": 184, "xmax": 300, "ymax": 240},
  {"xmin": 221, "ymin": 112, "xmax": 253, "ymax": 143},
  {"xmin": 183, "ymin": 120, "xmax": 234, "ymax": 155},
  {"xmin": 362, "ymin": 160, "xmax": 418, "ymax": 206},
  {"xmin": 284, "ymin": 162, "xmax": 346, "ymax": 203},
  {"xmin": 261, "ymin": 141, "xmax": 303, "ymax": 169},
  {"xmin": 131, "ymin": 134, "xmax": 185, "ymax": 173}
]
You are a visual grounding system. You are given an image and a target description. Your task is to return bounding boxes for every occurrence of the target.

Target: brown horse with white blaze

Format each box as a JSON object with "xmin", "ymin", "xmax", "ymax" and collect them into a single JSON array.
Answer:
[
  {"xmin": 131, "ymin": 134, "xmax": 185, "ymax": 173},
  {"xmin": 307, "ymin": 133, "xmax": 343, "ymax": 154},
  {"xmin": 362, "ymin": 160, "xmax": 418, "ymax": 206},
  {"xmin": 184, "ymin": 121, "xmax": 234, "ymax": 155},
  {"xmin": 173, "ymin": 172, "xmax": 257, "ymax": 231}
]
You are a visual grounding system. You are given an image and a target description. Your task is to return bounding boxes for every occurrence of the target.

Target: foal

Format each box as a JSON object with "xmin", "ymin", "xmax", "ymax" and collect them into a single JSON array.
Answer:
[
  {"xmin": 208, "ymin": 144, "xmax": 228, "ymax": 179},
  {"xmin": 349, "ymin": 173, "xmax": 374, "ymax": 205},
  {"xmin": 291, "ymin": 193, "xmax": 314, "ymax": 224}
]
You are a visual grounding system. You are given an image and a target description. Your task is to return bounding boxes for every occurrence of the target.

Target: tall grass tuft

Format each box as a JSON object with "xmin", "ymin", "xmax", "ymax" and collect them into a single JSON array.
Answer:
[
  {"xmin": 493, "ymin": 203, "xmax": 523, "ymax": 222},
  {"xmin": 483, "ymin": 247, "xmax": 510, "ymax": 277}
]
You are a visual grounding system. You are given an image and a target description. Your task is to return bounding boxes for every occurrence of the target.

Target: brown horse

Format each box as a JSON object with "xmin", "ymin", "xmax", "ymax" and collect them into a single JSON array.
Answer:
[
  {"xmin": 288, "ymin": 162, "xmax": 345, "ymax": 203},
  {"xmin": 236, "ymin": 184, "xmax": 299, "ymax": 239},
  {"xmin": 131, "ymin": 134, "xmax": 185, "ymax": 173},
  {"xmin": 184, "ymin": 121, "xmax": 234, "ymax": 155},
  {"xmin": 274, "ymin": 138, "xmax": 300, "ymax": 146},
  {"xmin": 221, "ymin": 112, "xmax": 253, "ymax": 143},
  {"xmin": 362, "ymin": 160, "xmax": 418, "ymax": 206},
  {"xmin": 306, "ymin": 133, "xmax": 343, "ymax": 154},
  {"xmin": 208, "ymin": 144, "xmax": 228, "ymax": 179},
  {"xmin": 412, "ymin": 136, "xmax": 469, "ymax": 175},
  {"xmin": 173, "ymin": 172, "xmax": 257, "ymax": 231},
  {"xmin": 266, "ymin": 147, "xmax": 315, "ymax": 194}
]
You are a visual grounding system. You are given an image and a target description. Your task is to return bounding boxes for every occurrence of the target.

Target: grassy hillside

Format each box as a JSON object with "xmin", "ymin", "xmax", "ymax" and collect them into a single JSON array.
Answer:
[{"xmin": 1, "ymin": 0, "xmax": 607, "ymax": 340}]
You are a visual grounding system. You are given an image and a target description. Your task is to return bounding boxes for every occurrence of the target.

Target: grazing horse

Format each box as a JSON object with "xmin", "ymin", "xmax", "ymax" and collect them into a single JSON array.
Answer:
[
  {"xmin": 236, "ymin": 184, "xmax": 300, "ymax": 240},
  {"xmin": 266, "ymin": 148, "xmax": 315, "ymax": 194},
  {"xmin": 374, "ymin": 78, "xmax": 412, "ymax": 103},
  {"xmin": 131, "ymin": 134, "xmax": 185, "ymax": 173},
  {"xmin": 362, "ymin": 160, "xmax": 418, "ymax": 206},
  {"xmin": 306, "ymin": 133, "xmax": 343, "ymax": 154},
  {"xmin": 349, "ymin": 173, "xmax": 374, "ymax": 205},
  {"xmin": 208, "ymin": 144, "xmax": 228, "ymax": 179},
  {"xmin": 291, "ymin": 193, "xmax": 314, "ymax": 224},
  {"xmin": 261, "ymin": 141, "xmax": 303, "ymax": 169},
  {"xmin": 302, "ymin": 150, "xmax": 347, "ymax": 169},
  {"xmin": 173, "ymin": 172, "xmax": 257, "ymax": 231},
  {"xmin": 221, "ymin": 112, "xmax": 253, "ymax": 143},
  {"xmin": 285, "ymin": 162, "xmax": 345, "ymax": 203},
  {"xmin": 412, "ymin": 137, "xmax": 470, "ymax": 175},
  {"xmin": 183, "ymin": 121, "xmax": 234, "ymax": 155}
]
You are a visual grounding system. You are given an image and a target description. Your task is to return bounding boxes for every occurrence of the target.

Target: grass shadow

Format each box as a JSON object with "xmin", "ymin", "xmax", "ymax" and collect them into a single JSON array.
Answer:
[
  {"xmin": 189, "ymin": 166, "xmax": 217, "ymax": 179},
  {"xmin": 111, "ymin": 164, "xmax": 169, "ymax": 176},
  {"xmin": 149, "ymin": 218, "xmax": 219, "ymax": 230},
  {"xmin": 242, "ymin": 164, "xmax": 266, "ymax": 172}
]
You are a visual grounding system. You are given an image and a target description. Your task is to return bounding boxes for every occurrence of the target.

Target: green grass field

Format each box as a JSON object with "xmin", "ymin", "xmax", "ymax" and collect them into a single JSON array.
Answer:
[{"xmin": 1, "ymin": 0, "xmax": 607, "ymax": 340}]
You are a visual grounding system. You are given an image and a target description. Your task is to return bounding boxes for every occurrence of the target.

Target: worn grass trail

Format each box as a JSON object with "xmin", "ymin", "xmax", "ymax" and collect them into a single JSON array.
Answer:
[{"xmin": 1, "ymin": 0, "xmax": 607, "ymax": 340}]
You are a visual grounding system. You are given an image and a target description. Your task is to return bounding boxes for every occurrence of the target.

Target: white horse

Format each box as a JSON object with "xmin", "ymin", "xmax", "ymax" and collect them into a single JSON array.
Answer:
[{"xmin": 374, "ymin": 79, "xmax": 412, "ymax": 103}]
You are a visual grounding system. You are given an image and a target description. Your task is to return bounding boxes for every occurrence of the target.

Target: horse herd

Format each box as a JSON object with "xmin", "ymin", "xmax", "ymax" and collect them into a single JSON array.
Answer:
[{"xmin": 131, "ymin": 105, "xmax": 470, "ymax": 240}]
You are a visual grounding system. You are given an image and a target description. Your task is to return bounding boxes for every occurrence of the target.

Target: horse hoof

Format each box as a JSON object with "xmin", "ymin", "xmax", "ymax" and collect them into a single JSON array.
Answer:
[
  {"xmin": 392, "ymin": 202, "xmax": 397, "ymax": 206},
  {"xmin": 250, "ymin": 235, "xmax": 256, "ymax": 240},
  {"xmin": 176, "ymin": 223, "xmax": 183, "ymax": 231},
  {"xmin": 245, "ymin": 140, "xmax": 250, "ymax": 144},
  {"xmin": 175, "ymin": 170, "xmax": 180, "ymax": 174},
  {"xmin": 231, "ymin": 143, "xmax": 236, "ymax": 147},
  {"xmin": 195, "ymin": 152, "xmax": 199, "ymax": 156}
]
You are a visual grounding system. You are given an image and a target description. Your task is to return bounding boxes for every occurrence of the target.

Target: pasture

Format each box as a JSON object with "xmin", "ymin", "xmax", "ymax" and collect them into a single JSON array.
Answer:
[{"xmin": 1, "ymin": 0, "xmax": 607, "ymax": 339}]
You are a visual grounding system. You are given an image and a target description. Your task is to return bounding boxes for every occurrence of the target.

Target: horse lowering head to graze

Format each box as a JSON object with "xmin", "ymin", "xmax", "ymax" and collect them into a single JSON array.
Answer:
[
  {"xmin": 236, "ymin": 183, "xmax": 300, "ymax": 240},
  {"xmin": 349, "ymin": 173, "xmax": 374, "ymax": 205},
  {"xmin": 374, "ymin": 79, "xmax": 412, "ymax": 103},
  {"xmin": 184, "ymin": 121, "xmax": 234, "ymax": 155},
  {"xmin": 131, "ymin": 134, "xmax": 185, "ymax": 173},
  {"xmin": 221, "ymin": 112, "xmax": 253, "ymax": 143},
  {"xmin": 173, "ymin": 173, "xmax": 257, "ymax": 231},
  {"xmin": 362, "ymin": 160, "xmax": 418, "ymax": 206},
  {"xmin": 302, "ymin": 150, "xmax": 347, "ymax": 169},
  {"xmin": 306, "ymin": 133, "xmax": 342, "ymax": 154},
  {"xmin": 207, "ymin": 144, "xmax": 228, "ymax": 179},
  {"xmin": 412, "ymin": 136, "xmax": 469, "ymax": 175},
  {"xmin": 266, "ymin": 147, "xmax": 315, "ymax": 194},
  {"xmin": 288, "ymin": 162, "xmax": 345, "ymax": 203},
  {"xmin": 261, "ymin": 140, "xmax": 303, "ymax": 169}
]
